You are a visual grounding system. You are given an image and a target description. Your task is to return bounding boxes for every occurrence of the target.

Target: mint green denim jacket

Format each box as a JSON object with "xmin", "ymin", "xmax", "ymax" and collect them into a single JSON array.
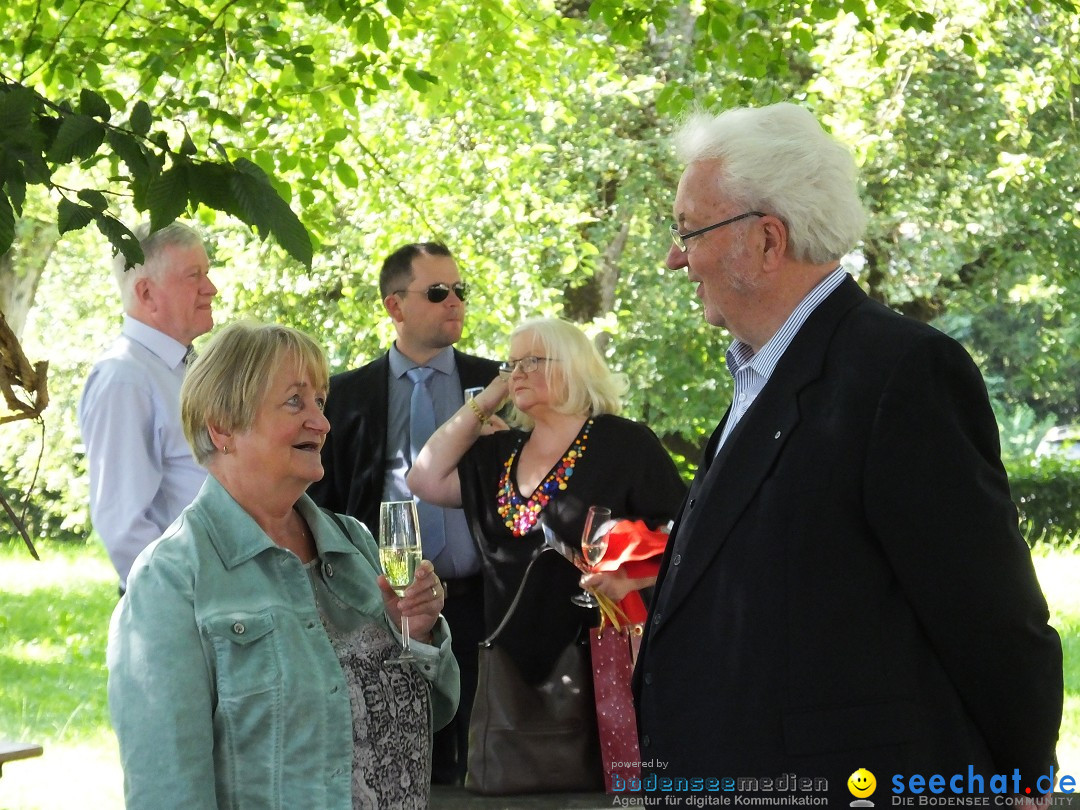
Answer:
[{"xmin": 107, "ymin": 476, "xmax": 459, "ymax": 809}]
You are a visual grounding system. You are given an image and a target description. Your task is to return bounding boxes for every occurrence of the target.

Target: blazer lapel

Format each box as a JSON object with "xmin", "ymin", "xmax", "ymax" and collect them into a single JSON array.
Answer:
[{"xmin": 652, "ymin": 277, "xmax": 867, "ymax": 626}]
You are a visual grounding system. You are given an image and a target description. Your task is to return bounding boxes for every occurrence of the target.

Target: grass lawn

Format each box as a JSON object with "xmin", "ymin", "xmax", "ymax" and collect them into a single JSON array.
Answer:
[{"xmin": 0, "ymin": 540, "xmax": 1077, "ymax": 808}]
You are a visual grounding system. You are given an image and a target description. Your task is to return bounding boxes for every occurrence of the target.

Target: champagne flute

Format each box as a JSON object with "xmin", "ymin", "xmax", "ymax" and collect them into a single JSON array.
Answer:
[
  {"xmin": 571, "ymin": 505, "xmax": 612, "ymax": 608},
  {"xmin": 378, "ymin": 500, "xmax": 423, "ymax": 665}
]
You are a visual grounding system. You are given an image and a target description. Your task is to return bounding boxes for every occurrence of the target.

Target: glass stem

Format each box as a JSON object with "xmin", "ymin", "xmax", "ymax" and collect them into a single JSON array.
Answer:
[{"xmin": 400, "ymin": 614, "xmax": 411, "ymax": 653}]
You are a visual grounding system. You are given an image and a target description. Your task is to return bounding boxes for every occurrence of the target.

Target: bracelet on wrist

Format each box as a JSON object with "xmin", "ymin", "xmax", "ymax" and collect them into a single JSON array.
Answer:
[{"xmin": 467, "ymin": 396, "xmax": 490, "ymax": 426}]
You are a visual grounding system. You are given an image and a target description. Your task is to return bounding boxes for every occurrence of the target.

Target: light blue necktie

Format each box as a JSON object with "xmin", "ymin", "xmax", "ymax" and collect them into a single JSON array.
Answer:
[{"xmin": 406, "ymin": 367, "xmax": 446, "ymax": 560}]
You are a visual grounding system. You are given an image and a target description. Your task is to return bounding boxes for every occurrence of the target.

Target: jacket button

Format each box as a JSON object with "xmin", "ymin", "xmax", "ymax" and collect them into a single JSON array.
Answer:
[
  {"xmin": 642, "ymin": 735, "xmax": 651, "ymax": 748},
  {"xmin": 672, "ymin": 554, "xmax": 681, "ymax": 565},
  {"xmin": 652, "ymin": 613, "xmax": 662, "ymax": 625},
  {"xmin": 323, "ymin": 562, "xmax": 334, "ymax": 578},
  {"xmin": 232, "ymin": 622, "xmax": 245, "ymax": 635},
  {"xmin": 688, "ymin": 498, "xmax": 696, "ymax": 508},
  {"xmin": 644, "ymin": 673, "xmax": 653, "ymax": 685}
]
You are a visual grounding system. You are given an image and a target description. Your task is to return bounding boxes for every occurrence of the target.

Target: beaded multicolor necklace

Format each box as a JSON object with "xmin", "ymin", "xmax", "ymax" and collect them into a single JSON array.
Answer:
[{"xmin": 497, "ymin": 418, "xmax": 594, "ymax": 537}]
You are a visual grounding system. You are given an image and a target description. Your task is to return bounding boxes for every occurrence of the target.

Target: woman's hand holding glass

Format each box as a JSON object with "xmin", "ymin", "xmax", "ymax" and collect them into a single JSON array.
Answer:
[
  {"xmin": 378, "ymin": 500, "xmax": 444, "ymax": 664},
  {"xmin": 377, "ymin": 558, "xmax": 444, "ymax": 644}
]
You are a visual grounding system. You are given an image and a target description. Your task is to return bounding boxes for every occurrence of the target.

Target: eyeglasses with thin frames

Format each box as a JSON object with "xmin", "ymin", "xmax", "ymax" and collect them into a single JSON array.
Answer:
[
  {"xmin": 393, "ymin": 282, "xmax": 468, "ymax": 303},
  {"xmin": 670, "ymin": 211, "xmax": 765, "ymax": 252},
  {"xmin": 498, "ymin": 356, "xmax": 557, "ymax": 377}
]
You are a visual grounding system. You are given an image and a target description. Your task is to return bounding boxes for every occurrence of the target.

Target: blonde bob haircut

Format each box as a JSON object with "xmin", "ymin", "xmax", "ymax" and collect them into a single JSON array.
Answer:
[
  {"xmin": 506, "ymin": 317, "xmax": 627, "ymax": 430},
  {"xmin": 181, "ymin": 321, "xmax": 330, "ymax": 465}
]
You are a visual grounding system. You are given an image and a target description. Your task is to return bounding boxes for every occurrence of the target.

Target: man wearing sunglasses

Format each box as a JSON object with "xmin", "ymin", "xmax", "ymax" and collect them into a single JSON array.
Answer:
[{"xmin": 310, "ymin": 241, "xmax": 499, "ymax": 786}]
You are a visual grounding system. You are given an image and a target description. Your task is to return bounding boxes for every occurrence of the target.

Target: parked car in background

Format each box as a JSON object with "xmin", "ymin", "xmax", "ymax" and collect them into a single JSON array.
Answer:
[{"xmin": 1035, "ymin": 426, "xmax": 1080, "ymax": 460}]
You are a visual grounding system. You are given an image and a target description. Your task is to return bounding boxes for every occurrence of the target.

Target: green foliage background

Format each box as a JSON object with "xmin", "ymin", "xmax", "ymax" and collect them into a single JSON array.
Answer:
[{"xmin": 2, "ymin": 0, "xmax": 1080, "ymax": 546}]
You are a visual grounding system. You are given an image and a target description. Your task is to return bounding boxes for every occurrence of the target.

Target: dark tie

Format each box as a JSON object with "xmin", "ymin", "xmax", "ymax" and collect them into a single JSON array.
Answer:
[
  {"xmin": 183, "ymin": 345, "xmax": 197, "ymax": 368},
  {"xmin": 406, "ymin": 367, "xmax": 446, "ymax": 559}
]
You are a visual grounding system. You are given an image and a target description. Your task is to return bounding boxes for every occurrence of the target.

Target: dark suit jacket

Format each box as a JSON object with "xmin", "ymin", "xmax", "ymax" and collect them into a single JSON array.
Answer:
[
  {"xmin": 309, "ymin": 349, "xmax": 500, "ymax": 535},
  {"xmin": 634, "ymin": 277, "xmax": 1062, "ymax": 801}
]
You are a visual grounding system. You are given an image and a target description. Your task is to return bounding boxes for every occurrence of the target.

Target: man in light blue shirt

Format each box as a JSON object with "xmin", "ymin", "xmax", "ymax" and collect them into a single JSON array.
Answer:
[{"xmin": 78, "ymin": 222, "xmax": 217, "ymax": 590}]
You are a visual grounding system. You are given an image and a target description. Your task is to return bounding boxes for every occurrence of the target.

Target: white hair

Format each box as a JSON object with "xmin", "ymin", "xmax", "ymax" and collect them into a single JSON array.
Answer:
[
  {"xmin": 110, "ymin": 222, "xmax": 205, "ymax": 311},
  {"xmin": 674, "ymin": 103, "xmax": 867, "ymax": 264}
]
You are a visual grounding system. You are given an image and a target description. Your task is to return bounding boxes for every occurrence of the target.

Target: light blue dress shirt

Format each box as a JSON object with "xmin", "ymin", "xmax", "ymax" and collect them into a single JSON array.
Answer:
[
  {"xmin": 78, "ymin": 316, "xmax": 207, "ymax": 586},
  {"xmin": 384, "ymin": 344, "xmax": 480, "ymax": 578}
]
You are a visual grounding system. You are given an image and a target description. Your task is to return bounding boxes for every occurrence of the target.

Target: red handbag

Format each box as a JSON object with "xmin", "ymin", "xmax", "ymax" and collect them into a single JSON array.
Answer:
[{"xmin": 589, "ymin": 606, "xmax": 644, "ymax": 793}]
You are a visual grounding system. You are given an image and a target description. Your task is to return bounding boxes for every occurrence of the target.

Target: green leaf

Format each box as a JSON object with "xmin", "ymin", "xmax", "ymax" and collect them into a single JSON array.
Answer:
[
  {"xmin": 403, "ymin": 67, "xmax": 428, "ymax": 92},
  {"xmin": 46, "ymin": 114, "xmax": 105, "ymax": 163},
  {"xmin": 129, "ymin": 101, "xmax": 152, "ymax": 136},
  {"xmin": 0, "ymin": 191, "xmax": 14, "ymax": 255},
  {"xmin": 4, "ymin": 168, "xmax": 26, "ymax": 216},
  {"xmin": 0, "ymin": 85, "xmax": 37, "ymax": 134},
  {"xmin": 179, "ymin": 131, "xmax": 197, "ymax": 156},
  {"xmin": 387, "ymin": 0, "xmax": 405, "ymax": 17},
  {"xmin": 187, "ymin": 162, "xmax": 239, "ymax": 215},
  {"xmin": 76, "ymin": 188, "xmax": 109, "ymax": 211},
  {"xmin": 334, "ymin": 160, "xmax": 359, "ymax": 188},
  {"xmin": 230, "ymin": 158, "xmax": 312, "ymax": 267},
  {"xmin": 79, "ymin": 89, "xmax": 111, "ymax": 121},
  {"xmin": 57, "ymin": 198, "xmax": 95, "ymax": 235},
  {"xmin": 371, "ymin": 16, "xmax": 390, "ymax": 51},
  {"xmin": 95, "ymin": 214, "xmax": 143, "ymax": 267},
  {"xmin": 145, "ymin": 165, "xmax": 190, "ymax": 231}
]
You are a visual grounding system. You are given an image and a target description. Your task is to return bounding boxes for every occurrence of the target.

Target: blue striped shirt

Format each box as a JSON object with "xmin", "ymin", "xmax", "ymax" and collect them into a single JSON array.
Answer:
[{"xmin": 715, "ymin": 267, "xmax": 847, "ymax": 453}]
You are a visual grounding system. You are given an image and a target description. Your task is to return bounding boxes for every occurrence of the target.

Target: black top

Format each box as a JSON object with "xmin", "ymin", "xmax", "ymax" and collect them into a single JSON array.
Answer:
[{"xmin": 458, "ymin": 413, "xmax": 687, "ymax": 682}]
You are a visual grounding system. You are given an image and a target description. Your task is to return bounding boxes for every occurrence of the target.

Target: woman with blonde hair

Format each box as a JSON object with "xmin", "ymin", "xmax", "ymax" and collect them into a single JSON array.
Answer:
[
  {"xmin": 408, "ymin": 317, "xmax": 685, "ymax": 789},
  {"xmin": 108, "ymin": 321, "xmax": 458, "ymax": 809}
]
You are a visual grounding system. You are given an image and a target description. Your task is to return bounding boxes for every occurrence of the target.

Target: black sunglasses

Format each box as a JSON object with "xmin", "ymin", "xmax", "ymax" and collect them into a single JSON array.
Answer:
[{"xmin": 393, "ymin": 282, "xmax": 468, "ymax": 303}]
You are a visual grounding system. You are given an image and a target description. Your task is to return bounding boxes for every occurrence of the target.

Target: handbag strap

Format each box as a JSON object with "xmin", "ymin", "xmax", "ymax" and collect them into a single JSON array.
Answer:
[
  {"xmin": 321, "ymin": 507, "xmax": 350, "ymax": 539},
  {"xmin": 481, "ymin": 547, "xmax": 557, "ymax": 647}
]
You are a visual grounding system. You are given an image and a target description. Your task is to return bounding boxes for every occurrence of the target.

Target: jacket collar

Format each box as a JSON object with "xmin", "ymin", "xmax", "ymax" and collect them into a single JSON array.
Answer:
[{"xmin": 196, "ymin": 476, "xmax": 360, "ymax": 569}]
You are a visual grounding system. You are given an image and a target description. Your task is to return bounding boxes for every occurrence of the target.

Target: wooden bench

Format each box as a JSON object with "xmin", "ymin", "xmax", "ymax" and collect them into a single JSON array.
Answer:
[{"xmin": 0, "ymin": 742, "xmax": 43, "ymax": 777}]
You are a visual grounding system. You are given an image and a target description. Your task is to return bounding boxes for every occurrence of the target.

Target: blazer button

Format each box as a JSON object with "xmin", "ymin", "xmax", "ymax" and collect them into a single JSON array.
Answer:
[
  {"xmin": 652, "ymin": 612, "xmax": 662, "ymax": 625},
  {"xmin": 688, "ymin": 498, "xmax": 696, "ymax": 509},
  {"xmin": 323, "ymin": 562, "xmax": 334, "ymax": 578},
  {"xmin": 644, "ymin": 673, "xmax": 653, "ymax": 685},
  {"xmin": 672, "ymin": 554, "xmax": 681, "ymax": 566},
  {"xmin": 642, "ymin": 735, "xmax": 651, "ymax": 748}
]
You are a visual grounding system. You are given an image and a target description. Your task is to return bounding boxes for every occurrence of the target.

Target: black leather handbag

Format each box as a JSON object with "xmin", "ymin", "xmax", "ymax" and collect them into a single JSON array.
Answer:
[{"xmin": 465, "ymin": 549, "xmax": 604, "ymax": 795}]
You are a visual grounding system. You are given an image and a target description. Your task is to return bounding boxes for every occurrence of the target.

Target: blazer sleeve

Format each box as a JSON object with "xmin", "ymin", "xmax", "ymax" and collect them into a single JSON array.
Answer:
[{"xmin": 864, "ymin": 331, "xmax": 1062, "ymax": 780}]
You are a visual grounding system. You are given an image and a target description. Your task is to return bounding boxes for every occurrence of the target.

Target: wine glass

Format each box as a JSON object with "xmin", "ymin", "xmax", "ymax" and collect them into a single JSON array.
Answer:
[
  {"xmin": 571, "ymin": 505, "xmax": 612, "ymax": 608},
  {"xmin": 378, "ymin": 500, "xmax": 423, "ymax": 665}
]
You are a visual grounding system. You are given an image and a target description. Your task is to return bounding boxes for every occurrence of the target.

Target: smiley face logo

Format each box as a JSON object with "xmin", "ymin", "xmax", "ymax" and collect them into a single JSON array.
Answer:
[{"xmin": 848, "ymin": 768, "xmax": 876, "ymax": 798}]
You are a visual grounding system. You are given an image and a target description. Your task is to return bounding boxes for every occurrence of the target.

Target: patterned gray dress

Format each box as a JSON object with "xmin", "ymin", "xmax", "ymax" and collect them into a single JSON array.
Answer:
[{"xmin": 307, "ymin": 560, "xmax": 431, "ymax": 809}]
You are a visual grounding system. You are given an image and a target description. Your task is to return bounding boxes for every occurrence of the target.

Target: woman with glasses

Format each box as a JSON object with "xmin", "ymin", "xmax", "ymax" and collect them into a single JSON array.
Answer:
[{"xmin": 408, "ymin": 316, "xmax": 686, "ymax": 787}]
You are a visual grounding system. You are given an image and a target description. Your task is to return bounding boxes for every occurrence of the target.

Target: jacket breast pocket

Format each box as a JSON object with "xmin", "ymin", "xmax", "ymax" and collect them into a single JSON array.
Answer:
[{"xmin": 202, "ymin": 610, "xmax": 280, "ymax": 699}]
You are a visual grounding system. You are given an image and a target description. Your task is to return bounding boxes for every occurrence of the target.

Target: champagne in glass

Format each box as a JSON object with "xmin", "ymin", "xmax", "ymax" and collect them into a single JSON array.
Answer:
[
  {"xmin": 571, "ymin": 505, "xmax": 612, "ymax": 608},
  {"xmin": 378, "ymin": 500, "xmax": 423, "ymax": 664}
]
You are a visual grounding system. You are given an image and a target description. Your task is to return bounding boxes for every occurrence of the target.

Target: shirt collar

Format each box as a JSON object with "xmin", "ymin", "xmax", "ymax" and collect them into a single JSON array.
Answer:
[
  {"xmin": 122, "ymin": 315, "xmax": 189, "ymax": 370},
  {"xmin": 389, "ymin": 344, "xmax": 456, "ymax": 379},
  {"xmin": 726, "ymin": 266, "xmax": 847, "ymax": 379}
]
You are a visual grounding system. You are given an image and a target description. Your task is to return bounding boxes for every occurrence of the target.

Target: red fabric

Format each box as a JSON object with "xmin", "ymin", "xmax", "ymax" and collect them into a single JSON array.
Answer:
[
  {"xmin": 594, "ymin": 519, "xmax": 668, "ymax": 624},
  {"xmin": 594, "ymin": 519, "xmax": 669, "ymax": 570}
]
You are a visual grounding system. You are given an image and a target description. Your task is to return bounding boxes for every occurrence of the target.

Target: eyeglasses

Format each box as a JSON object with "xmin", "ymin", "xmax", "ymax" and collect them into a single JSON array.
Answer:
[
  {"xmin": 669, "ymin": 211, "xmax": 766, "ymax": 252},
  {"xmin": 498, "ymin": 356, "xmax": 557, "ymax": 376},
  {"xmin": 393, "ymin": 282, "xmax": 468, "ymax": 303}
]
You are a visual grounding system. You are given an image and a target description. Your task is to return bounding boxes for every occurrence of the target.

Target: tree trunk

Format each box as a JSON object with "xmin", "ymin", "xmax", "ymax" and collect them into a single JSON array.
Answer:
[{"xmin": 0, "ymin": 219, "xmax": 59, "ymax": 339}]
